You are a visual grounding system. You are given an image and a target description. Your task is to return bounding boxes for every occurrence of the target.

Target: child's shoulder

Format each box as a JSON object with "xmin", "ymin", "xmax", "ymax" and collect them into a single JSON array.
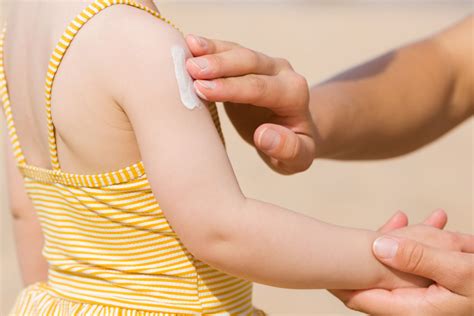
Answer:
[
  {"xmin": 87, "ymin": 2, "xmax": 184, "ymax": 57},
  {"xmin": 47, "ymin": 1, "xmax": 193, "ymax": 174},
  {"xmin": 80, "ymin": 2, "xmax": 188, "ymax": 104}
]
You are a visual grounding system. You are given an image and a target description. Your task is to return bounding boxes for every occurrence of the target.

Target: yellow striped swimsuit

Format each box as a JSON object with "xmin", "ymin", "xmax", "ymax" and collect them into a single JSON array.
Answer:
[{"xmin": 0, "ymin": 0, "xmax": 265, "ymax": 315}]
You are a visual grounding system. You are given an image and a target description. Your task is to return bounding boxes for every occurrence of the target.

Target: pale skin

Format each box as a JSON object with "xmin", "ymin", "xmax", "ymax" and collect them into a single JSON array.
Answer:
[
  {"xmin": 2, "ymin": 0, "xmax": 471, "ymax": 310},
  {"xmin": 184, "ymin": 14, "xmax": 474, "ymax": 315}
]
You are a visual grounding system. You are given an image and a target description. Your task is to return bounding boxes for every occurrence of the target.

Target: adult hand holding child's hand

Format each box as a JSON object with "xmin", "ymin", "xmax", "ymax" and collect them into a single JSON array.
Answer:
[{"xmin": 335, "ymin": 210, "xmax": 474, "ymax": 315}]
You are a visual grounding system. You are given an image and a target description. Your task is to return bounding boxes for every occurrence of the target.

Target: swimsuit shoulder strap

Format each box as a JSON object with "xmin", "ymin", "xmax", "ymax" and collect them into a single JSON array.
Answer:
[{"xmin": 45, "ymin": 0, "xmax": 179, "ymax": 171}]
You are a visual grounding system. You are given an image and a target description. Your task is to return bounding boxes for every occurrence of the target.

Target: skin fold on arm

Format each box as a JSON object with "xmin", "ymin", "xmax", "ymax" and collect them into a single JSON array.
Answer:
[{"xmin": 95, "ymin": 7, "xmax": 461, "ymax": 291}]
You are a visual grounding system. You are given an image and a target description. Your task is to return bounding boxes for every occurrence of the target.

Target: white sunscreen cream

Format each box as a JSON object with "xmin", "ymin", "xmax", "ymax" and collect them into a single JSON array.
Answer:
[{"xmin": 171, "ymin": 46, "xmax": 202, "ymax": 110}]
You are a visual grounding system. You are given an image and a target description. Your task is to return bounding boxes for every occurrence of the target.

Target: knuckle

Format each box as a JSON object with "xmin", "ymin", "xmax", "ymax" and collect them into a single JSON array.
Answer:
[
  {"xmin": 452, "ymin": 252, "xmax": 472, "ymax": 278},
  {"xmin": 448, "ymin": 232, "xmax": 462, "ymax": 250},
  {"xmin": 207, "ymin": 55, "xmax": 222, "ymax": 72},
  {"xmin": 218, "ymin": 79, "xmax": 236, "ymax": 101},
  {"xmin": 287, "ymin": 73, "xmax": 309, "ymax": 108},
  {"xmin": 276, "ymin": 57, "xmax": 292, "ymax": 70},
  {"xmin": 248, "ymin": 74, "xmax": 268, "ymax": 100},
  {"xmin": 242, "ymin": 48, "xmax": 260, "ymax": 68},
  {"xmin": 228, "ymin": 41, "xmax": 241, "ymax": 48},
  {"xmin": 293, "ymin": 73, "xmax": 309, "ymax": 89},
  {"xmin": 283, "ymin": 136, "xmax": 300, "ymax": 161},
  {"xmin": 402, "ymin": 242, "xmax": 426, "ymax": 273},
  {"xmin": 458, "ymin": 261, "xmax": 472, "ymax": 280}
]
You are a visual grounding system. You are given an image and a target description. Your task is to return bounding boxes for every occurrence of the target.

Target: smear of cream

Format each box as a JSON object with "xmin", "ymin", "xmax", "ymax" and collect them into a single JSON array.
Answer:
[{"xmin": 171, "ymin": 46, "xmax": 202, "ymax": 110}]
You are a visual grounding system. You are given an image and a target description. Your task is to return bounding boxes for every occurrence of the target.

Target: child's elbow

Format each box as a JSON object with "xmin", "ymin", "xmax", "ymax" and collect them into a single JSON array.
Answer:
[
  {"xmin": 170, "ymin": 202, "xmax": 244, "ymax": 265},
  {"xmin": 185, "ymin": 234, "xmax": 235, "ymax": 268}
]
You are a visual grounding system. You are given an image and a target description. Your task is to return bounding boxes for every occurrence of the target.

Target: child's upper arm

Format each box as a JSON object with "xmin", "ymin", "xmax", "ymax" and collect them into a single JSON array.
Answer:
[
  {"xmin": 100, "ymin": 8, "xmax": 245, "ymax": 258},
  {"xmin": 3, "ymin": 127, "xmax": 36, "ymax": 221},
  {"xmin": 3, "ymin": 129, "xmax": 48, "ymax": 284}
]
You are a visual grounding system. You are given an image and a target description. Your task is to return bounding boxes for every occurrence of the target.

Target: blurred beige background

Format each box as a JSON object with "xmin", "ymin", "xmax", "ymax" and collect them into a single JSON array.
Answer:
[{"xmin": 1, "ymin": 1, "xmax": 473, "ymax": 315}]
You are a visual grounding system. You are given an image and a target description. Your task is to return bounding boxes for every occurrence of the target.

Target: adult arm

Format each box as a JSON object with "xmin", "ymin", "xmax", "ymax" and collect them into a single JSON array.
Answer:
[
  {"xmin": 309, "ymin": 15, "xmax": 473, "ymax": 159},
  {"xmin": 186, "ymin": 15, "xmax": 473, "ymax": 172}
]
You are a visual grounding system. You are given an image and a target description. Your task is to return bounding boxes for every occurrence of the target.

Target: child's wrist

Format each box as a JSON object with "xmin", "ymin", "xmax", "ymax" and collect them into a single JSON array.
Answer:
[{"xmin": 365, "ymin": 230, "xmax": 396, "ymax": 289}]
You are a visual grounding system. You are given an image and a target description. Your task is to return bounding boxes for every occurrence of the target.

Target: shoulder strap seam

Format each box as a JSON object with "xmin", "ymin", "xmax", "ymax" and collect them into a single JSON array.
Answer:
[
  {"xmin": 0, "ymin": 24, "xmax": 28, "ymax": 166},
  {"xmin": 44, "ymin": 0, "xmax": 180, "ymax": 172}
]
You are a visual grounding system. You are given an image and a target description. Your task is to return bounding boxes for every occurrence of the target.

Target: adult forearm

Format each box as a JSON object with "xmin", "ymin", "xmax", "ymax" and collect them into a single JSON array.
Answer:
[
  {"xmin": 186, "ymin": 17, "xmax": 472, "ymax": 173},
  {"xmin": 198, "ymin": 198, "xmax": 405, "ymax": 290},
  {"xmin": 311, "ymin": 18, "xmax": 473, "ymax": 160}
]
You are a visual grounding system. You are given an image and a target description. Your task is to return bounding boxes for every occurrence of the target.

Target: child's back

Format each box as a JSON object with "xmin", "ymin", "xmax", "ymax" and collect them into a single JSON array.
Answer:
[{"xmin": 2, "ymin": 1, "xmax": 259, "ymax": 315}]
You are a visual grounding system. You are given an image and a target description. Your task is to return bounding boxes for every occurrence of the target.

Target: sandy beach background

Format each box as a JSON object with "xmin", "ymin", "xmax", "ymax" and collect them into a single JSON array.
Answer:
[{"xmin": 1, "ymin": 1, "xmax": 472, "ymax": 315}]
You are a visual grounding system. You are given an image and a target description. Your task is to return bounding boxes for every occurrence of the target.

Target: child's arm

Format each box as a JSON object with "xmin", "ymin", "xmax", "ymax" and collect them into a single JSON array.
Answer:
[
  {"xmin": 3, "ymin": 128, "xmax": 49, "ymax": 285},
  {"xmin": 98, "ymin": 7, "xmax": 416, "ymax": 290}
]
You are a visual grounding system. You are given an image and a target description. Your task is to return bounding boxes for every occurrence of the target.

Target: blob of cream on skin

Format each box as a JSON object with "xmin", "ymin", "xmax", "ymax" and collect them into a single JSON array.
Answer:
[{"xmin": 171, "ymin": 46, "xmax": 202, "ymax": 110}]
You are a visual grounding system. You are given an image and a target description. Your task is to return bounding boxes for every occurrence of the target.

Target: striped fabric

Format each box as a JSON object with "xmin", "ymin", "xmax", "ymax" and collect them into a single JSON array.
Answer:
[{"xmin": 1, "ymin": 1, "xmax": 264, "ymax": 315}]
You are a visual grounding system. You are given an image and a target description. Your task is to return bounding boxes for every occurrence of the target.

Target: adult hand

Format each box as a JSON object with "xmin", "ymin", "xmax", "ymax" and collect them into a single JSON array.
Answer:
[
  {"xmin": 335, "ymin": 210, "xmax": 474, "ymax": 316},
  {"xmin": 185, "ymin": 35, "xmax": 316, "ymax": 174}
]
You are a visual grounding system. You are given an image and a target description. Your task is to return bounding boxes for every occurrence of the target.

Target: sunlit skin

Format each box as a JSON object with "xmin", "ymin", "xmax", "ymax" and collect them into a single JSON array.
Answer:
[
  {"xmin": 185, "ymin": 15, "xmax": 473, "ymax": 315},
  {"xmin": 3, "ymin": 2, "xmax": 472, "ymax": 314},
  {"xmin": 5, "ymin": 1, "xmax": 450, "ymax": 292}
]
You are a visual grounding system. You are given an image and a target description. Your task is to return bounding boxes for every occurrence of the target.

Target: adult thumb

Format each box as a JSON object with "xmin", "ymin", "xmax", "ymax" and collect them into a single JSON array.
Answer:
[
  {"xmin": 372, "ymin": 236, "xmax": 471, "ymax": 295},
  {"xmin": 254, "ymin": 123, "xmax": 314, "ymax": 174}
]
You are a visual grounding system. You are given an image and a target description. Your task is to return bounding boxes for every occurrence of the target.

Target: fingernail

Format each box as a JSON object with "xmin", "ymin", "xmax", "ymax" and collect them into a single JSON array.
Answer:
[
  {"xmin": 196, "ymin": 80, "xmax": 216, "ymax": 90},
  {"xmin": 259, "ymin": 128, "xmax": 281, "ymax": 151},
  {"xmin": 373, "ymin": 237, "xmax": 399, "ymax": 259},
  {"xmin": 191, "ymin": 58, "xmax": 209, "ymax": 70},
  {"xmin": 191, "ymin": 35, "xmax": 207, "ymax": 49},
  {"xmin": 193, "ymin": 82, "xmax": 209, "ymax": 100}
]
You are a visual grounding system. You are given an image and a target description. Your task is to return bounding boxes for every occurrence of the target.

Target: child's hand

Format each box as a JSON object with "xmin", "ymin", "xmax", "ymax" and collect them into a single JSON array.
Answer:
[
  {"xmin": 374, "ymin": 215, "xmax": 466, "ymax": 290},
  {"xmin": 385, "ymin": 225, "xmax": 465, "ymax": 253}
]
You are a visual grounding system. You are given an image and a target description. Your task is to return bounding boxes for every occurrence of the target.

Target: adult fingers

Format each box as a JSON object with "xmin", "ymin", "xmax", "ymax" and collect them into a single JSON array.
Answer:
[
  {"xmin": 377, "ymin": 211, "xmax": 409, "ymax": 234},
  {"xmin": 376, "ymin": 209, "xmax": 445, "ymax": 240},
  {"xmin": 332, "ymin": 288, "xmax": 418, "ymax": 316},
  {"xmin": 376, "ymin": 209, "xmax": 446, "ymax": 243},
  {"xmin": 449, "ymin": 233, "xmax": 474, "ymax": 253},
  {"xmin": 373, "ymin": 236, "xmax": 474, "ymax": 295},
  {"xmin": 193, "ymin": 74, "xmax": 279, "ymax": 106},
  {"xmin": 185, "ymin": 34, "xmax": 239, "ymax": 57},
  {"xmin": 339, "ymin": 286, "xmax": 467, "ymax": 316},
  {"xmin": 193, "ymin": 72, "xmax": 307, "ymax": 110},
  {"xmin": 338, "ymin": 288, "xmax": 400, "ymax": 315},
  {"xmin": 253, "ymin": 123, "xmax": 315, "ymax": 174},
  {"xmin": 329, "ymin": 289, "xmax": 395, "ymax": 316},
  {"xmin": 422, "ymin": 209, "xmax": 448, "ymax": 229},
  {"xmin": 186, "ymin": 48, "xmax": 285, "ymax": 80}
]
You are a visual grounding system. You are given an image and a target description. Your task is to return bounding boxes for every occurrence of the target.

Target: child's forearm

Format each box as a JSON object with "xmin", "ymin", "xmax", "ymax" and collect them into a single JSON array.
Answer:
[{"xmin": 197, "ymin": 198, "xmax": 398, "ymax": 290}]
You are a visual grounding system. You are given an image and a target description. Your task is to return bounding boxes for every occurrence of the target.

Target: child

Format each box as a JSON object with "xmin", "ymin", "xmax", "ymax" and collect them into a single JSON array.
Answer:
[{"xmin": 1, "ymin": 0, "xmax": 457, "ymax": 315}]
